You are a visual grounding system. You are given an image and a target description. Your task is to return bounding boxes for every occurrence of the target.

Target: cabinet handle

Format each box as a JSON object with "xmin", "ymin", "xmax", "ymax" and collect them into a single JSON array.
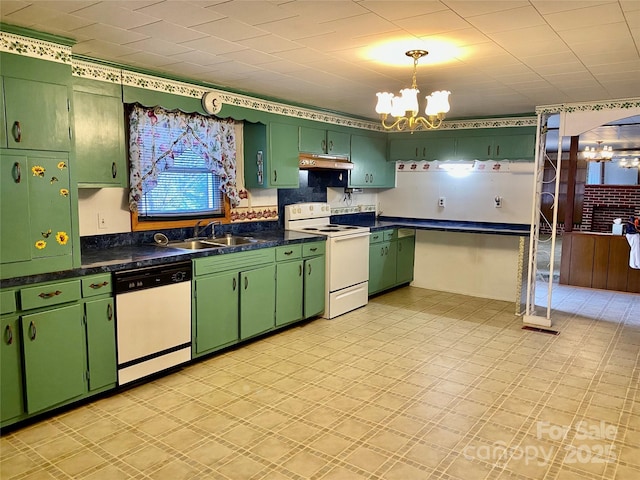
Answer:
[
  {"xmin": 273, "ymin": 170, "xmax": 277, "ymax": 182},
  {"xmin": 13, "ymin": 121, "xmax": 22, "ymax": 143},
  {"xmin": 107, "ymin": 303, "xmax": 113, "ymax": 321},
  {"xmin": 487, "ymin": 145, "xmax": 491, "ymax": 156},
  {"xmin": 111, "ymin": 162, "xmax": 117, "ymax": 179},
  {"xmin": 496, "ymin": 145, "xmax": 500, "ymax": 156},
  {"xmin": 284, "ymin": 250, "xmax": 293, "ymax": 255},
  {"xmin": 328, "ymin": 140, "xmax": 333, "ymax": 152},
  {"xmin": 415, "ymin": 147, "xmax": 419, "ymax": 157},
  {"xmin": 423, "ymin": 147, "xmax": 426, "ymax": 157},
  {"xmin": 29, "ymin": 321, "xmax": 36, "ymax": 341},
  {"xmin": 309, "ymin": 247, "xmax": 317, "ymax": 252},
  {"xmin": 14, "ymin": 162, "xmax": 22, "ymax": 183},
  {"xmin": 372, "ymin": 235, "xmax": 379, "ymax": 241},
  {"xmin": 299, "ymin": 264, "xmax": 303, "ymax": 276},
  {"xmin": 308, "ymin": 263, "xmax": 312, "ymax": 275},
  {"xmin": 380, "ymin": 247, "xmax": 384, "ymax": 257},
  {"xmin": 370, "ymin": 174, "xmax": 374, "ymax": 184},
  {"xmin": 232, "ymin": 277, "xmax": 237, "ymax": 291},
  {"xmin": 38, "ymin": 290, "xmax": 62, "ymax": 299},
  {"xmin": 89, "ymin": 281, "xmax": 109, "ymax": 289},
  {"xmin": 5, "ymin": 325, "xmax": 13, "ymax": 345},
  {"xmin": 385, "ymin": 246, "xmax": 388, "ymax": 255},
  {"xmin": 321, "ymin": 139, "xmax": 326, "ymax": 152},
  {"xmin": 244, "ymin": 276, "xmax": 248, "ymax": 290}
]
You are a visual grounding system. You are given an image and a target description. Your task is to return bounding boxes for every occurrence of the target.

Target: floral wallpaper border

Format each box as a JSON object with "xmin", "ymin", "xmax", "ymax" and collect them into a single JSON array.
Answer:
[
  {"xmin": 332, "ymin": 205, "xmax": 376, "ymax": 215},
  {"xmin": 229, "ymin": 206, "xmax": 278, "ymax": 223},
  {"xmin": 536, "ymin": 98, "xmax": 640, "ymax": 114},
  {"xmin": 3, "ymin": 31, "xmax": 536, "ymax": 131},
  {"xmin": 0, "ymin": 31, "xmax": 72, "ymax": 64}
]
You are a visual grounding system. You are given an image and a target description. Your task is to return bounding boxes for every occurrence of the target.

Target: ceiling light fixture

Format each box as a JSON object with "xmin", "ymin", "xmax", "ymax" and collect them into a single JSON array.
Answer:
[
  {"xmin": 375, "ymin": 50, "xmax": 450, "ymax": 132},
  {"xmin": 583, "ymin": 140, "xmax": 613, "ymax": 162},
  {"xmin": 618, "ymin": 157, "xmax": 640, "ymax": 169}
]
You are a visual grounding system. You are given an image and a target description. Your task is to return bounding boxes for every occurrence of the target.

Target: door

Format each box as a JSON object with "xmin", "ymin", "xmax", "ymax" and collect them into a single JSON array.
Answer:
[
  {"xmin": 328, "ymin": 233, "xmax": 370, "ymax": 292},
  {"xmin": 85, "ymin": 298, "xmax": 117, "ymax": 390},
  {"xmin": 303, "ymin": 256, "xmax": 325, "ymax": 318},
  {"xmin": 194, "ymin": 272, "xmax": 239, "ymax": 354},
  {"xmin": 1, "ymin": 315, "xmax": 23, "ymax": 423},
  {"xmin": 4, "ymin": 77, "xmax": 70, "ymax": 151},
  {"xmin": 21, "ymin": 303, "xmax": 85, "ymax": 414},
  {"xmin": 276, "ymin": 261, "xmax": 303, "ymax": 326},
  {"xmin": 240, "ymin": 264, "xmax": 276, "ymax": 339},
  {"xmin": 1, "ymin": 152, "xmax": 31, "ymax": 264},
  {"xmin": 396, "ymin": 236, "xmax": 415, "ymax": 285}
]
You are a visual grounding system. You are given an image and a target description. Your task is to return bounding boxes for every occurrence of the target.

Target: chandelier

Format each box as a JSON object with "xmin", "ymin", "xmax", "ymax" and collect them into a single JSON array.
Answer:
[
  {"xmin": 375, "ymin": 50, "xmax": 450, "ymax": 132},
  {"xmin": 583, "ymin": 140, "xmax": 613, "ymax": 162},
  {"xmin": 619, "ymin": 157, "xmax": 640, "ymax": 169}
]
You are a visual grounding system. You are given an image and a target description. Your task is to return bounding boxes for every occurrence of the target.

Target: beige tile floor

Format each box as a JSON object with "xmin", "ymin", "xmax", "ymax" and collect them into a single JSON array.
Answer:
[{"xmin": 1, "ymin": 283, "xmax": 639, "ymax": 480}]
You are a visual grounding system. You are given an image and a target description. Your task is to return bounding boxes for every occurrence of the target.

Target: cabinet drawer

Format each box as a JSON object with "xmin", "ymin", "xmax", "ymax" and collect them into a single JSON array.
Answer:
[
  {"xmin": 1, "ymin": 290, "xmax": 17, "ymax": 314},
  {"xmin": 303, "ymin": 242, "xmax": 325, "ymax": 257},
  {"xmin": 82, "ymin": 274, "xmax": 113, "ymax": 298},
  {"xmin": 194, "ymin": 248, "xmax": 275, "ymax": 276},
  {"xmin": 384, "ymin": 230, "xmax": 397, "ymax": 242},
  {"xmin": 19, "ymin": 280, "xmax": 82, "ymax": 311},
  {"xmin": 370, "ymin": 230, "xmax": 392, "ymax": 244},
  {"xmin": 276, "ymin": 245, "xmax": 302, "ymax": 261}
]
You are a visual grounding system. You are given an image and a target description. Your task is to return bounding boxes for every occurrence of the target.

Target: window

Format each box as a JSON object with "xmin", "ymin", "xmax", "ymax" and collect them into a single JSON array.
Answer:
[{"xmin": 128, "ymin": 104, "xmax": 240, "ymax": 229}]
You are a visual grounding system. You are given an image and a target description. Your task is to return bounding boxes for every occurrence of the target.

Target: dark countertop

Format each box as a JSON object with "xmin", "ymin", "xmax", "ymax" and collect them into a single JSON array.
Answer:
[
  {"xmin": 1, "ymin": 230, "xmax": 324, "ymax": 288},
  {"xmin": 341, "ymin": 216, "xmax": 531, "ymax": 236}
]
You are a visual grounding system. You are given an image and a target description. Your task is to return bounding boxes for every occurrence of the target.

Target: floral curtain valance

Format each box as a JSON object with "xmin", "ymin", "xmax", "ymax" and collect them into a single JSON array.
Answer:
[{"xmin": 128, "ymin": 104, "xmax": 240, "ymax": 211}]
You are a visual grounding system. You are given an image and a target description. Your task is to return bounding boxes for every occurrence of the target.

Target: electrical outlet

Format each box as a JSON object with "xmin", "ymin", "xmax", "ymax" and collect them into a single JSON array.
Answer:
[
  {"xmin": 98, "ymin": 213, "xmax": 107, "ymax": 230},
  {"xmin": 438, "ymin": 197, "xmax": 446, "ymax": 208},
  {"xmin": 494, "ymin": 196, "xmax": 502, "ymax": 208}
]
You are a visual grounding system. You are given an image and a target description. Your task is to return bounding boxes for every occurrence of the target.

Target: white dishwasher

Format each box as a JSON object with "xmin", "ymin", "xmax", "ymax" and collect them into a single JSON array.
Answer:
[{"xmin": 114, "ymin": 261, "xmax": 192, "ymax": 385}]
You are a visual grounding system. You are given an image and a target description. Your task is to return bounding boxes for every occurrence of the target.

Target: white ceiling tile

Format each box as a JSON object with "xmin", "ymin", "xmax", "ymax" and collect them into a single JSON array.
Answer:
[
  {"xmin": 358, "ymin": 0, "xmax": 447, "ymax": 21},
  {"xmin": 124, "ymin": 37, "xmax": 193, "ymax": 57},
  {"xmin": 132, "ymin": 21, "xmax": 207, "ymax": 44},
  {"xmin": 207, "ymin": 1, "xmax": 295, "ymax": 26},
  {"xmin": 249, "ymin": 15, "xmax": 336, "ymax": 41},
  {"xmin": 588, "ymin": 60, "xmax": 640, "ymax": 75},
  {"xmin": 465, "ymin": 6, "xmax": 546, "ymax": 34},
  {"xmin": 71, "ymin": 23, "xmax": 149, "ymax": 46},
  {"xmin": 531, "ymin": 0, "xmax": 618, "ymax": 15},
  {"xmin": 395, "ymin": 10, "xmax": 473, "ymax": 36},
  {"xmin": 438, "ymin": 27, "xmax": 491, "ymax": 48},
  {"xmin": 2, "ymin": 4, "xmax": 61, "ymax": 27},
  {"xmin": 444, "ymin": 0, "xmax": 530, "ymax": 17},
  {"xmin": 34, "ymin": 1, "xmax": 98, "ymax": 14},
  {"xmin": 0, "ymin": 1, "xmax": 30, "ymax": 16},
  {"xmin": 488, "ymin": 25, "xmax": 568, "ymax": 57},
  {"xmin": 116, "ymin": 50, "xmax": 179, "ymax": 69},
  {"xmin": 69, "ymin": 2, "xmax": 160, "ymax": 30},
  {"xmin": 168, "ymin": 49, "xmax": 229, "ymax": 67},
  {"xmin": 136, "ymin": 1, "xmax": 225, "ymax": 27},
  {"xmin": 192, "ymin": 17, "xmax": 270, "ymax": 42},
  {"xmin": 72, "ymin": 39, "xmax": 140, "ymax": 59},
  {"xmin": 543, "ymin": 3, "xmax": 627, "ymax": 31},
  {"xmin": 179, "ymin": 35, "xmax": 249, "ymax": 55},
  {"xmin": 237, "ymin": 34, "xmax": 302, "ymax": 54},
  {"xmin": 620, "ymin": 0, "xmax": 640, "ymax": 12},
  {"xmin": 158, "ymin": 61, "xmax": 217, "ymax": 77},
  {"xmin": 221, "ymin": 48, "xmax": 280, "ymax": 66},
  {"xmin": 279, "ymin": 0, "xmax": 369, "ymax": 24}
]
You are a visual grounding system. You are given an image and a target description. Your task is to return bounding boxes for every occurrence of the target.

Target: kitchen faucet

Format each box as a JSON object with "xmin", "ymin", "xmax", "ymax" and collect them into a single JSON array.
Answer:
[{"xmin": 193, "ymin": 219, "xmax": 220, "ymax": 238}]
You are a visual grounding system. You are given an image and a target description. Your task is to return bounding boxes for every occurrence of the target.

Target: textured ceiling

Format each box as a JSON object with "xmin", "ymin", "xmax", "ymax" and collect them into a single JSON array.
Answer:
[{"xmin": 2, "ymin": 0, "xmax": 639, "ymax": 123}]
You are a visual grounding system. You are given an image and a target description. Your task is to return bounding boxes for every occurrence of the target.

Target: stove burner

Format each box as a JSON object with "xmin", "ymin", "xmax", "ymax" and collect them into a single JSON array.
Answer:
[
  {"xmin": 320, "ymin": 228, "xmax": 341, "ymax": 232},
  {"xmin": 343, "ymin": 226, "xmax": 359, "ymax": 229},
  {"xmin": 303, "ymin": 227, "xmax": 319, "ymax": 231}
]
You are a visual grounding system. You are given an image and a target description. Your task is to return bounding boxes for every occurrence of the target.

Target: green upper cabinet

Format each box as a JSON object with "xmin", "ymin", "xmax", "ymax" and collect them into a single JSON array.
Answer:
[
  {"xmin": 299, "ymin": 126, "xmax": 350, "ymax": 157},
  {"xmin": 1, "ymin": 150, "xmax": 73, "ymax": 279},
  {"xmin": 1, "ymin": 53, "xmax": 72, "ymax": 152},
  {"xmin": 349, "ymin": 134, "xmax": 395, "ymax": 188},
  {"xmin": 73, "ymin": 79, "xmax": 126, "ymax": 187},
  {"xmin": 244, "ymin": 121, "xmax": 299, "ymax": 188},
  {"xmin": 389, "ymin": 135, "xmax": 456, "ymax": 161},
  {"xmin": 453, "ymin": 128, "xmax": 536, "ymax": 160}
]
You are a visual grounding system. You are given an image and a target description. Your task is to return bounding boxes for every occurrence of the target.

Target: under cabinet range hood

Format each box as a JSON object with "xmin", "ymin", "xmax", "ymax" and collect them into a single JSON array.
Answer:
[{"xmin": 299, "ymin": 153, "xmax": 354, "ymax": 170}]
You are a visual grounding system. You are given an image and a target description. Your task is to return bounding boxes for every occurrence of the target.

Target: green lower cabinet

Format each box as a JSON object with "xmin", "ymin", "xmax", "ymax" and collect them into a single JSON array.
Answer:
[
  {"xmin": 396, "ymin": 236, "xmax": 415, "ymax": 285},
  {"xmin": 85, "ymin": 298, "xmax": 117, "ymax": 391},
  {"xmin": 240, "ymin": 265, "xmax": 276, "ymax": 339},
  {"xmin": 303, "ymin": 255, "xmax": 325, "ymax": 318},
  {"xmin": 276, "ymin": 260, "xmax": 304, "ymax": 326},
  {"xmin": 369, "ymin": 241, "xmax": 397, "ymax": 295},
  {"xmin": 194, "ymin": 272, "xmax": 239, "ymax": 354},
  {"xmin": 21, "ymin": 303, "xmax": 85, "ymax": 414},
  {"xmin": 1, "ymin": 315, "xmax": 24, "ymax": 424}
]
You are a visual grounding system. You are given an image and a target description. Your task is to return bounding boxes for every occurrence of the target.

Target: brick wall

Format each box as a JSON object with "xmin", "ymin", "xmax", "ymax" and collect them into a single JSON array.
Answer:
[{"xmin": 581, "ymin": 185, "xmax": 640, "ymax": 232}]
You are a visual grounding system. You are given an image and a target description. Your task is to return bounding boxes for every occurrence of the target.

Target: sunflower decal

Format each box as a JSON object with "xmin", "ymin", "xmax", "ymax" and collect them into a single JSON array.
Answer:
[
  {"xmin": 35, "ymin": 240, "xmax": 47, "ymax": 250},
  {"xmin": 60, "ymin": 188, "xmax": 69, "ymax": 197},
  {"xmin": 55, "ymin": 232, "xmax": 69, "ymax": 245},
  {"xmin": 57, "ymin": 161, "xmax": 67, "ymax": 170},
  {"xmin": 32, "ymin": 166, "xmax": 45, "ymax": 177}
]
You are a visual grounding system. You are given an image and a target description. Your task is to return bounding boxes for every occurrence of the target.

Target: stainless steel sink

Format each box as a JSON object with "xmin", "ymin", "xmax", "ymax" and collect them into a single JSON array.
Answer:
[
  {"xmin": 165, "ymin": 239, "xmax": 222, "ymax": 250},
  {"xmin": 208, "ymin": 236, "xmax": 261, "ymax": 246}
]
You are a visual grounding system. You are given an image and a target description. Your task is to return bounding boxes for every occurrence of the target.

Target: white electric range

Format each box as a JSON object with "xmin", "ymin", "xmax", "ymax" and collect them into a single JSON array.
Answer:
[{"xmin": 284, "ymin": 203, "xmax": 370, "ymax": 319}]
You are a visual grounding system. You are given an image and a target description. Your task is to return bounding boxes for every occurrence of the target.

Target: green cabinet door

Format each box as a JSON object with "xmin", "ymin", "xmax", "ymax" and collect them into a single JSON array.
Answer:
[
  {"xmin": 303, "ymin": 255, "xmax": 325, "ymax": 318},
  {"xmin": 1, "ymin": 315, "xmax": 24, "ymax": 424},
  {"xmin": 194, "ymin": 272, "xmax": 239, "ymax": 355},
  {"xmin": 350, "ymin": 134, "xmax": 394, "ymax": 188},
  {"xmin": 1, "ymin": 152, "xmax": 31, "ymax": 264},
  {"xmin": 276, "ymin": 260, "xmax": 303, "ymax": 326},
  {"xmin": 369, "ymin": 241, "xmax": 397, "ymax": 294},
  {"xmin": 85, "ymin": 298, "xmax": 117, "ymax": 391},
  {"xmin": 240, "ymin": 264, "xmax": 276, "ymax": 339},
  {"xmin": 0, "ymin": 78, "xmax": 6, "ymax": 148},
  {"xmin": 269, "ymin": 123, "xmax": 299, "ymax": 187},
  {"xmin": 455, "ymin": 135, "xmax": 493, "ymax": 160},
  {"xmin": 396, "ymin": 236, "xmax": 415, "ymax": 285},
  {"xmin": 494, "ymin": 133, "xmax": 535, "ymax": 160},
  {"xmin": 4, "ymin": 77, "xmax": 70, "ymax": 151},
  {"xmin": 27, "ymin": 153, "xmax": 72, "ymax": 261},
  {"xmin": 327, "ymin": 130, "xmax": 350, "ymax": 156},
  {"xmin": 21, "ymin": 303, "xmax": 85, "ymax": 414},
  {"xmin": 74, "ymin": 88, "xmax": 126, "ymax": 187},
  {"xmin": 299, "ymin": 126, "xmax": 327, "ymax": 154}
]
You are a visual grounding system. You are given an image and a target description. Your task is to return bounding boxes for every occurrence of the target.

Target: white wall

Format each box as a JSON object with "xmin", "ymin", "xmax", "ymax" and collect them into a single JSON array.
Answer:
[
  {"xmin": 78, "ymin": 188, "xmax": 131, "ymax": 236},
  {"xmin": 378, "ymin": 163, "xmax": 535, "ymax": 224}
]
